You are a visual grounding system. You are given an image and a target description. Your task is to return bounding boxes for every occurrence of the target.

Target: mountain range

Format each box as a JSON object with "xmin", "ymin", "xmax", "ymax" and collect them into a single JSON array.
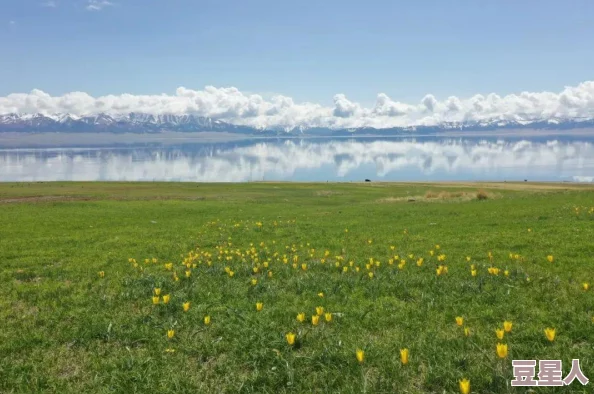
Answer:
[{"xmin": 1, "ymin": 113, "xmax": 594, "ymax": 136}]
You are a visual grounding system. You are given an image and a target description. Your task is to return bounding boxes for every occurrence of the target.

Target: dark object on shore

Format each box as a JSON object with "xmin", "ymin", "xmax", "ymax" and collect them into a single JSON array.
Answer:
[
  {"xmin": 524, "ymin": 179, "xmax": 528, "ymax": 182},
  {"xmin": 408, "ymin": 198, "xmax": 416, "ymax": 202},
  {"xmin": 365, "ymin": 179, "xmax": 371, "ymax": 182}
]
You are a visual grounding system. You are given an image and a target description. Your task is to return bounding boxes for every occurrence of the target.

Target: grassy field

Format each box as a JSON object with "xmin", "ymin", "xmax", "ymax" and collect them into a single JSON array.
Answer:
[{"xmin": 1, "ymin": 181, "xmax": 594, "ymax": 393}]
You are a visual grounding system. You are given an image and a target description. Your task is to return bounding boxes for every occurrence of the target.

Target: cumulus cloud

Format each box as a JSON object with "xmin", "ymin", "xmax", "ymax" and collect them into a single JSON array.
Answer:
[{"xmin": 2, "ymin": 81, "xmax": 594, "ymax": 130}]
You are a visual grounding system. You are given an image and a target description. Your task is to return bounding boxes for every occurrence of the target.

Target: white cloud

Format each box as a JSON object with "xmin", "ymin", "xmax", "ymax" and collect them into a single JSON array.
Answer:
[
  {"xmin": 42, "ymin": 1, "xmax": 57, "ymax": 7},
  {"xmin": 2, "ymin": 81, "xmax": 594, "ymax": 130},
  {"xmin": 86, "ymin": 0, "xmax": 113, "ymax": 11}
]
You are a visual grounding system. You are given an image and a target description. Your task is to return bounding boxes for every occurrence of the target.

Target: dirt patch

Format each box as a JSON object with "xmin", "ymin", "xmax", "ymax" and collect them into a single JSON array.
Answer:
[{"xmin": 377, "ymin": 190, "xmax": 500, "ymax": 203}]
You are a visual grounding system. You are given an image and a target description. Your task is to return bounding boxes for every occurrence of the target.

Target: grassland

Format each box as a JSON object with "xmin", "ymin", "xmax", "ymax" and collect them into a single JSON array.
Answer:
[{"xmin": 1, "ymin": 181, "xmax": 594, "ymax": 394}]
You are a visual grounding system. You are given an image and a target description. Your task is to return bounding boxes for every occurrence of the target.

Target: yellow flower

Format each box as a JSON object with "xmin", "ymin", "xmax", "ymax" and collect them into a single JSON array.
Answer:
[
  {"xmin": 466, "ymin": 256, "xmax": 471, "ymax": 262},
  {"xmin": 324, "ymin": 312, "xmax": 332, "ymax": 322},
  {"xmin": 367, "ymin": 239, "xmax": 372, "ymax": 244},
  {"xmin": 165, "ymin": 263, "xmax": 173, "ymax": 271},
  {"xmin": 496, "ymin": 343, "xmax": 508, "ymax": 358},
  {"xmin": 435, "ymin": 244, "xmax": 440, "ymax": 249},
  {"xmin": 297, "ymin": 312, "xmax": 305, "ymax": 323},
  {"xmin": 268, "ymin": 271, "xmax": 273, "ymax": 278},
  {"xmin": 464, "ymin": 327, "xmax": 470, "ymax": 337},
  {"xmin": 162, "ymin": 294, "xmax": 170, "ymax": 304},
  {"xmin": 256, "ymin": 302, "xmax": 263, "ymax": 312},
  {"xmin": 547, "ymin": 255, "xmax": 554, "ymax": 263},
  {"xmin": 204, "ymin": 315, "xmax": 211, "ymax": 325},
  {"xmin": 251, "ymin": 279, "xmax": 258, "ymax": 286},
  {"xmin": 356, "ymin": 349, "xmax": 365, "ymax": 363},
  {"xmin": 316, "ymin": 306, "xmax": 324, "ymax": 316},
  {"xmin": 154, "ymin": 288, "xmax": 161, "ymax": 296},
  {"xmin": 286, "ymin": 332, "xmax": 296, "ymax": 346},
  {"xmin": 185, "ymin": 270, "xmax": 191, "ymax": 278},
  {"xmin": 583, "ymin": 282, "xmax": 590, "ymax": 291},
  {"xmin": 544, "ymin": 328, "xmax": 556, "ymax": 342},
  {"xmin": 368, "ymin": 272, "xmax": 374, "ymax": 279},
  {"xmin": 183, "ymin": 302, "xmax": 190, "ymax": 312},
  {"xmin": 459, "ymin": 378, "xmax": 470, "ymax": 394},
  {"xmin": 504, "ymin": 270, "xmax": 509, "ymax": 277},
  {"xmin": 429, "ymin": 250, "xmax": 435, "ymax": 256},
  {"xmin": 318, "ymin": 292, "xmax": 324, "ymax": 298},
  {"xmin": 455, "ymin": 316, "xmax": 464, "ymax": 326},
  {"xmin": 496, "ymin": 329, "xmax": 504, "ymax": 340},
  {"xmin": 312, "ymin": 315, "xmax": 320, "ymax": 326},
  {"xmin": 416, "ymin": 258, "xmax": 424, "ymax": 267},
  {"xmin": 503, "ymin": 321, "xmax": 512, "ymax": 333},
  {"xmin": 471, "ymin": 269, "xmax": 477, "ymax": 277},
  {"xmin": 228, "ymin": 270, "xmax": 235, "ymax": 277},
  {"xmin": 152, "ymin": 296, "xmax": 159, "ymax": 305},
  {"xmin": 98, "ymin": 271, "xmax": 105, "ymax": 278},
  {"xmin": 343, "ymin": 266, "xmax": 348, "ymax": 273},
  {"xmin": 167, "ymin": 329, "xmax": 175, "ymax": 339},
  {"xmin": 400, "ymin": 348, "xmax": 409, "ymax": 365},
  {"xmin": 301, "ymin": 263, "xmax": 307, "ymax": 271},
  {"xmin": 165, "ymin": 348, "xmax": 175, "ymax": 353}
]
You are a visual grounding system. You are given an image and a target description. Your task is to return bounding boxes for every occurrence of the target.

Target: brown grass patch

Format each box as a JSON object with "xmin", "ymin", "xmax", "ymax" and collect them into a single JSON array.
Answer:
[{"xmin": 379, "ymin": 189, "xmax": 499, "ymax": 203}]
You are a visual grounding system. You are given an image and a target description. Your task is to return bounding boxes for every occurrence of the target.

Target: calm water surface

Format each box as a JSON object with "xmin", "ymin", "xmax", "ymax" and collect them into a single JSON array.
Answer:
[{"xmin": 1, "ymin": 136, "xmax": 593, "ymax": 183}]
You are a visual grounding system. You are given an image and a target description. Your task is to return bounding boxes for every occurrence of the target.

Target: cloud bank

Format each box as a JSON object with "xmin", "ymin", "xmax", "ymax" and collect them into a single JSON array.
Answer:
[{"xmin": 1, "ymin": 81, "xmax": 594, "ymax": 130}]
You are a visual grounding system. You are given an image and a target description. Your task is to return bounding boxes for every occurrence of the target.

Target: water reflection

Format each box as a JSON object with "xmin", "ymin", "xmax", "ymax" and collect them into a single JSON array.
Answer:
[{"xmin": 1, "ymin": 137, "xmax": 593, "ymax": 182}]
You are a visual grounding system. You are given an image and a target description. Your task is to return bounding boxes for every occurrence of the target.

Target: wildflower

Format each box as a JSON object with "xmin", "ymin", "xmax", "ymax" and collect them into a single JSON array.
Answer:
[
  {"xmin": 464, "ymin": 327, "xmax": 470, "ymax": 337},
  {"xmin": 154, "ymin": 288, "xmax": 161, "ymax": 296},
  {"xmin": 297, "ymin": 312, "xmax": 305, "ymax": 323},
  {"xmin": 152, "ymin": 296, "xmax": 159, "ymax": 305},
  {"xmin": 496, "ymin": 343, "xmax": 508, "ymax": 358},
  {"xmin": 466, "ymin": 256, "xmax": 471, "ymax": 262},
  {"xmin": 367, "ymin": 239, "xmax": 372, "ymax": 244},
  {"xmin": 204, "ymin": 315, "xmax": 211, "ymax": 325},
  {"xmin": 165, "ymin": 263, "xmax": 173, "ymax": 271},
  {"xmin": 343, "ymin": 266, "xmax": 348, "ymax": 273},
  {"xmin": 162, "ymin": 294, "xmax": 170, "ymax": 304},
  {"xmin": 504, "ymin": 270, "xmax": 509, "ymax": 277},
  {"xmin": 416, "ymin": 258, "xmax": 424, "ymax": 267},
  {"xmin": 544, "ymin": 328, "xmax": 556, "ymax": 342},
  {"xmin": 251, "ymin": 279, "xmax": 258, "ymax": 286},
  {"xmin": 356, "ymin": 349, "xmax": 364, "ymax": 363},
  {"xmin": 228, "ymin": 270, "xmax": 235, "ymax": 277},
  {"xmin": 312, "ymin": 315, "xmax": 320, "ymax": 326},
  {"xmin": 430, "ymin": 250, "xmax": 435, "ymax": 256},
  {"xmin": 301, "ymin": 263, "xmax": 307, "ymax": 271},
  {"xmin": 167, "ymin": 329, "xmax": 175, "ymax": 339},
  {"xmin": 400, "ymin": 348, "xmax": 409, "ymax": 365},
  {"xmin": 459, "ymin": 378, "xmax": 470, "ymax": 394},
  {"xmin": 286, "ymin": 332, "xmax": 296, "ymax": 346},
  {"xmin": 325, "ymin": 312, "xmax": 332, "ymax": 322},
  {"xmin": 318, "ymin": 292, "xmax": 324, "ymax": 298},
  {"xmin": 435, "ymin": 244, "xmax": 440, "ymax": 249},
  {"xmin": 583, "ymin": 282, "xmax": 590, "ymax": 291},
  {"xmin": 496, "ymin": 329, "xmax": 504, "ymax": 340},
  {"xmin": 471, "ymin": 269, "xmax": 477, "ymax": 277},
  {"xmin": 185, "ymin": 270, "xmax": 191, "ymax": 278},
  {"xmin": 503, "ymin": 321, "xmax": 513, "ymax": 333},
  {"xmin": 256, "ymin": 302, "xmax": 263, "ymax": 312},
  {"xmin": 456, "ymin": 316, "xmax": 464, "ymax": 326},
  {"xmin": 316, "ymin": 306, "xmax": 324, "ymax": 316},
  {"xmin": 98, "ymin": 271, "xmax": 105, "ymax": 278},
  {"xmin": 183, "ymin": 302, "xmax": 190, "ymax": 312},
  {"xmin": 547, "ymin": 255, "xmax": 554, "ymax": 263}
]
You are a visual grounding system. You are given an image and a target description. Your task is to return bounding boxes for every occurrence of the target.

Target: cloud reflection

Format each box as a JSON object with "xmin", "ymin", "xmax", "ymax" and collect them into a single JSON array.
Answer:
[{"xmin": 1, "ymin": 138, "xmax": 593, "ymax": 182}]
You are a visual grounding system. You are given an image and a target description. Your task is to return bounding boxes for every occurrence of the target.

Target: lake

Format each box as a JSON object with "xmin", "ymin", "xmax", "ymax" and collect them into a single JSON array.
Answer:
[{"xmin": 1, "ymin": 134, "xmax": 593, "ymax": 183}]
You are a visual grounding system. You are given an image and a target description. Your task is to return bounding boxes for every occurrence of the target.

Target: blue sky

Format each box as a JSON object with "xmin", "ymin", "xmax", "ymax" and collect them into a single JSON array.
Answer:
[{"xmin": 2, "ymin": 0, "xmax": 594, "ymax": 107}]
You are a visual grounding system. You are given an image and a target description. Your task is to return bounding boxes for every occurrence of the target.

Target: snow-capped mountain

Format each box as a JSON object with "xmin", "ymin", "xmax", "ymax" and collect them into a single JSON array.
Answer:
[{"xmin": 1, "ymin": 112, "xmax": 594, "ymax": 135}]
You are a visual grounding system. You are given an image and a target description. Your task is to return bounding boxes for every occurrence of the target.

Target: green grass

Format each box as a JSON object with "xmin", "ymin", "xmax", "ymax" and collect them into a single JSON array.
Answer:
[{"xmin": 1, "ymin": 181, "xmax": 594, "ymax": 393}]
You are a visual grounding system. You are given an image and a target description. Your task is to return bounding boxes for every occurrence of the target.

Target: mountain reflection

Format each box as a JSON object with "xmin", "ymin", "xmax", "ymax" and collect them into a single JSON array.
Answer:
[{"xmin": 0, "ymin": 137, "xmax": 593, "ymax": 182}]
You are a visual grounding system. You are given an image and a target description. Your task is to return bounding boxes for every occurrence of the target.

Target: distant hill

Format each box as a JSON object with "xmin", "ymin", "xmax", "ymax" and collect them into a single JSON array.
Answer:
[{"xmin": 2, "ymin": 112, "xmax": 594, "ymax": 135}]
